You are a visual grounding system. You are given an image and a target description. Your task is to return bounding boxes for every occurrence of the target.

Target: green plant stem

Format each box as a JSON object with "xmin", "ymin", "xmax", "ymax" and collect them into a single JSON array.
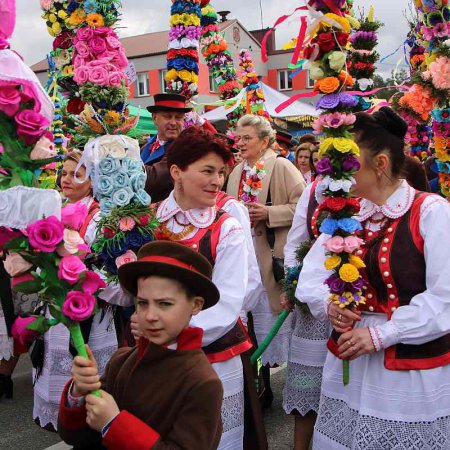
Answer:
[
  {"xmin": 250, "ymin": 310, "xmax": 290, "ymax": 365},
  {"xmin": 69, "ymin": 324, "xmax": 101, "ymax": 397},
  {"xmin": 343, "ymin": 359, "xmax": 350, "ymax": 386}
]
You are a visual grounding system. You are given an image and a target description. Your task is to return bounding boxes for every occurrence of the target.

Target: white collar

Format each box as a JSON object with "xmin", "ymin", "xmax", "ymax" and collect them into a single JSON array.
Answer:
[
  {"xmin": 359, "ymin": 180, "xmax": 415, "ymax": 221},
  {"xmin": 156, "ymin": 136, "xmax": 167, "ymax": 146},
  {"xmin": 157, "ymin": 191, "xmax": 216, "ymax": 229}
]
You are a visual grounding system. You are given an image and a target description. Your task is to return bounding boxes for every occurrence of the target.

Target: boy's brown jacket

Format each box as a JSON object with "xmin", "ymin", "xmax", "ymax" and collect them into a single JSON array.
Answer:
[{"xmin": 58, "ymin": 327, "xmax": 223, "ymax": 450}]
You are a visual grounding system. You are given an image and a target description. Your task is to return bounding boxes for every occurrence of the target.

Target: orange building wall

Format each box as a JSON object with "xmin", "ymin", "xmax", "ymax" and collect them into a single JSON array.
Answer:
[
  {"xmin": 266, "ymin": 68, "xmax": 307, "ymax": 91},
  {"xmin": 198, "ymin": 63, "xmax": 211, "ymax": 95},
  {"xmin": 149, "ymin": 69, "xmax": 160, "ymax": 95}
]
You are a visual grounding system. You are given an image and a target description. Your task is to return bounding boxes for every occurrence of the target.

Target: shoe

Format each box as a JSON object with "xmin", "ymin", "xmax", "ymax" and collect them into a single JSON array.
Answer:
[{"xmin": 0, "ymin": 374, "xmax": 13, "ymax": 400}]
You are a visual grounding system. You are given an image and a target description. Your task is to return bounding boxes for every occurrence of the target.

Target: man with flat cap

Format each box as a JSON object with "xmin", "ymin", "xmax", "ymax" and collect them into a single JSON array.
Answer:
[{"xmin": 141, "ymin": 93, "xmax": 192, "ymax": 202}]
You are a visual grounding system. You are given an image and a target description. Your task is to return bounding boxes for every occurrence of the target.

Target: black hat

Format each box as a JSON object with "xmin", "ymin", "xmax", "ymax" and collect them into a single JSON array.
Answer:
[
  {"xmin": 276, "ymin": 130, "xmax": 294, "ymax": 148},
  {"xmin": 118, "ymin": 241, "xmax": 219, "ymax": 310},
  {"xmin": 146, "ymin": 93, "xmax": 193, "ymax": 113}
]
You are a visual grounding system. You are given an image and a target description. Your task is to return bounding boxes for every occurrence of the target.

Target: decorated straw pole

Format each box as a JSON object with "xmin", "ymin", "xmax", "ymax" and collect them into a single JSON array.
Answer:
[
  {"xmin": 166, "ymin": 0, "xmax": 202, "ymax": 101},
  {"xmin": 200, "ymin": 0, "xmax": 241, "ymax": 130},
  {"xmin": 348, "ymin": 6, "xmax": 382, "ymax": 111},
  {"xmin": 302, "ymin": 0, "xmax": 365, "ymax": 385},
  {"xmin": 393, "ymin": 1, "xmax": 450, "ymax": 195}
]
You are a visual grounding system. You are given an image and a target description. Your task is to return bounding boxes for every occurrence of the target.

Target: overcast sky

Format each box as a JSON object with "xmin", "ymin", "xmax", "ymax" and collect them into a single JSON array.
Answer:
[{"xmin": 12, "ymin": 0, "xmax": 411, "ymax": 77}]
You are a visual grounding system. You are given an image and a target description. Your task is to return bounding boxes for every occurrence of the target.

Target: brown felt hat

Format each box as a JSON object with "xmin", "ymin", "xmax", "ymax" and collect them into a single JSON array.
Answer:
[
  {"xmin": 147, "ymin": 93, "xmax": 193, "ymax": 113},
  {"xmin": 118, "ymin": 241, "xmax": 219, "ymax": 310}
]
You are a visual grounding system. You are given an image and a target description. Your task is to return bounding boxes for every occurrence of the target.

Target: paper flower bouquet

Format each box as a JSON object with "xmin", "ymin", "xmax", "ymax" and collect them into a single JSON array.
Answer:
[{"xmin": 77, "ymin": 135, "xmax": 158, "ymax": 279}]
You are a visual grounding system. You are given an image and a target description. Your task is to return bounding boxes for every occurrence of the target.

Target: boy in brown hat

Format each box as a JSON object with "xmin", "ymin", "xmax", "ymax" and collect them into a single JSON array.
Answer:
[{"xmin": 58, "ymin": 241, "xmax": 223, "ymax": 450}]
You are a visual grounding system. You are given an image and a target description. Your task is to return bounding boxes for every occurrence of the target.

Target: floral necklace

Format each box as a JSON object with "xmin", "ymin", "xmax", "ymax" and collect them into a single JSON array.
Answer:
[
  {"xmin": 158, "ymin": 222, "xmax": 196, "ymax": 241},
  {"xmin": 239, "ymin": 159, "xmax": 266, "ymax": 203}
]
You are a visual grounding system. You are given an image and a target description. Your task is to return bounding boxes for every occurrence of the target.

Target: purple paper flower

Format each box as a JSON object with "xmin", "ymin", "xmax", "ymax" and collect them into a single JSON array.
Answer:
[
  {"xmin": 339, "ymin": 93, "xmax": 358, "ymax": 108},
  {"xmin": 317, "ymin": 94, "xmax": 340, "ymax": 110},
  {"xmin": 350, "ymin": 277, "xmax": 365, "ymax": 291},
  {"xmin": 316, "ymin": 157, "xmax": 333, "ymax": 175},
  {"xmin": 342, "ymin": 156, "xmax": 361, "ymax": 172},
  {"xmin": 326, "ymin": 274, "xmax": 347, "ymax": 294}
]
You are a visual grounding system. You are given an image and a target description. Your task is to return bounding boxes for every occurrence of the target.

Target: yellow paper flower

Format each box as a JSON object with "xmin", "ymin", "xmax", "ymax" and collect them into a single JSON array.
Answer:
[
  {"xmin": 86, "ymin": 13, "xmax": 104, "ymax": 27},
  {"xmin": 47, "ymin": 26, "xmax": 56, "ymax": 37},
  {"xmin": 51, "ymin": 21, "xmax": 62, "ymax": 35},
  {"xmin": 177, "ymin": 70, "xmax": 193, "ymax": 82},
  {"xmin": 322, "ymin": 13, "xmax": 351, "ymax": 34},
  {"xmin": 325, "ymin": 255, "xmax": 342, "ymax": 270},
  {"xmin": 339, "ymin": 263, "xmax": 360, "ymax": 283},
  {"xmin": 170, "ymin": 13, "xmax": 200, "ymax": 27},
  {"xmin": 62, "ymin": 65, "xmax": 74, "ymax": 77},
  {"xmin": 48, "ymin": 13, "xmax": 57, "ymax": 23},
  {"xmin": 57, "ymin": 10, "xmax": 68, "ymax": 20},
  {"xmin": 165, "ymin": 69, "xmax": 178, "ymax": 81},
  {"xmin": 319, "ymin": 138, "xmax": 334, "ymax": 157},
  {"xmin": 348, "ymin": 255, "xmax": 366, "ymax": 269},
  {"xmin": 333, "ymin": 138, "xmax": 360, "ymax": 155}
]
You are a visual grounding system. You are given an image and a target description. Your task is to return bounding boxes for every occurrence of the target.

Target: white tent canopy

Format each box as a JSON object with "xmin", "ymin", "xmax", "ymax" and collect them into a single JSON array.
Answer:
[{"xmin": 201, "ymin": 82, "xmax": 319, "ymax": 122}]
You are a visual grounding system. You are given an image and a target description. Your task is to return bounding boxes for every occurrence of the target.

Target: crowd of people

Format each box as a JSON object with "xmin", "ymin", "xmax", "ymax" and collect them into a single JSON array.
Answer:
[{"xmin": 1, "ymin": 92, "xmax": 450, "ymax": 450}]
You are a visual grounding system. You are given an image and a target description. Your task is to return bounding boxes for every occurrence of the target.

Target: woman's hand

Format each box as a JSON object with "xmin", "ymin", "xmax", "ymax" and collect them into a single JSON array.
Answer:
[
  {"xmin": 86, "ymin": 390, "xmax": 120, "ymax": 432},
  {"xmin": 71, "ymin": 345, "xmax": 100, "ymax": 397},
  {"xmin": 245, "ymin": 202, "xmax": 269, "ymax": 223},
  {"xmin": 280, "ymin": 292, "xmax": 294, "ymax": 311},
  {"xmin": 328, "ymin": 302, "xmax": 361, "ymax": 333},
  {"xmin": 130, "ymin": 312, "xmax": 142, "ymax": 342},
  {"xmin": 337, "ymin": 327, "xmax": 376, "ymax": 361}
]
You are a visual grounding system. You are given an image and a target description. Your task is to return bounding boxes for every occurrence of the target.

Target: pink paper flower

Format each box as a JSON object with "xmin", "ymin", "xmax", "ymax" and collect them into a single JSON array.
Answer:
[
  {"xmin": 77, "ymin": 27, "xmax": 94, "ymax": 41},
  {"xmin": 89, "ymin": 66, "xmax": 109, "ymax": 85},
  {"xmin": 77, "ymin": 243, "xmax": 91, "ymax": 258},
  {"xmin": 3, "ymin": 252, "xmax": 33, "ymax": 277},
  {"xmin": 58, "ymin": 255, "xmax": 87, "ymax": 285},
  {"xmin": 88, "ymin": 36, "xmax": 107, "ymax": 55},
  {"xmin": 30, "ymin": 136, "xmax": 57, "ymax": 160},
  {"xmin": 429, "ymin": 56, "xmax": 450, "ymax": 90},
  {"xmin": 61, "ymin": 201, "xmax": 88, "ymax": 230},
  {"xmin": 0, "ymin": 84, "xmax": 22, "ymax": 116},
  {"xmin": 323, "ymin": 236, "xmax": 345, "ymax": 253},
  {"xmin": 82, "ymin": 271, "xmax": 106, "ymax": 294},
  {"xmin": 108, "ymin": 71, "xmax": 124, "ymax": 87},
  {"xmin": 40, "ymin": 0, "xmax": 53, "ymax": 10},
  {"xmin": 0, "ymin": 144, "xmax": 3, "ymax": 154},
  {"xmin": 62, "ymin": 291, "xmax": 95, "ymax": 322},
  {"xmin": 11, "ymin": 273, "xmax": 35, "ymax": 289},
  {"xmin": 343, "ymin": 236, "xmax": 364, "ymax": 253},
  {"xmin": 0, "ymin": 227, "xmax": 22, "ymax": 251},
  {"xmin": 27, "ymin": 216, "xmax": 64, "ymax": 252},
  {"xmin": 106, "ymin": 36, "xmax": 121, "ymax": 50},
  {"xmin": 115, "ymin": 250, "xmax": 137, "ymax": 269},
  {"xmin": 119, "ymin": 217, "xmax": 136, "ymax": 231},
  {"xmin": 11, "ymin": 316, "xmax": 40, "ymax": 347},
  {"xmin": 74, "ymin": 67, "xmax": 90, "ymax": 85},
  {"xmin": 15, "ymin": 110, "xmax": 50, "ymax": 146},
  {"xmin": 74, "ymin": 41, "xmax": 91, "ymax": 59},
  {"xmin": 59, "ymin": 229, "xmax": 85, "ymax": 255}
]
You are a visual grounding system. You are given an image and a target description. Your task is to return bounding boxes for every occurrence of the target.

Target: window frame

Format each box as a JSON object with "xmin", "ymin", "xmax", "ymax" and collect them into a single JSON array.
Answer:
[
  {"xmin": 135, "ymin": 72, "xmax": 150, "ymax": 97},
  {"xmin": 160, "ymin": 69, "xmax": 168, "ymax": 93},
  {"xmin": 278, "ymin": 69, "xmax": 293, "ymax": 91},
  {"xmin": 209, "ymin": 71, "xmax": 219, "ymax": 93}
]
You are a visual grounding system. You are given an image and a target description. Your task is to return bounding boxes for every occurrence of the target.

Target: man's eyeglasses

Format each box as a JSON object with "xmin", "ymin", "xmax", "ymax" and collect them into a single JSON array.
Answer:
[{"xmin": 234, "ymin": 135, "xmax": 257, "ymax": 144}]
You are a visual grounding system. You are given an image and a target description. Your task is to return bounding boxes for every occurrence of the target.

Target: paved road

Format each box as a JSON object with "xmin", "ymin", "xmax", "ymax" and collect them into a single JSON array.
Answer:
[{"xmin": 0, "ymin": 358, "xmax": 293, "ymax": 450}]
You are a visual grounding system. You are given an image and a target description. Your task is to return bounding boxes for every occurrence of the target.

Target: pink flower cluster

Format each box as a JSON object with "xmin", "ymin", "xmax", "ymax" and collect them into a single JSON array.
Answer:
[
  {"xmin": 313, "ymin": 112, "xmax": 356, "ymax": 133},
  {"xmin": 0, "ymin": 81, "xmax": 50, "ymax": 146},
  {"xmin": 323, "ymin": 235, "xmax": 364, "ymax": 253},
  {"xmin": 73, "ymin": 27, "xmax": 128, "ymax": 87},
  {"xmin": 427, "ymin": 56, "xmax": 450, "ymax": 91}
]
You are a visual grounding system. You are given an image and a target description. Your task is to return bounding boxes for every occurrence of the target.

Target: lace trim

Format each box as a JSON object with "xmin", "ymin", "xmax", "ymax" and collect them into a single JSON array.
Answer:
[
  {"xmin": 315, "ymin": 395, "xmax": 450, "ymax": 449},
  {"xmin": 292, "ymin": 311, "xmax": 330, "ymax": 341},
  {"xmin": 221, "ymin": 390, "xmax": 244, "ymax": 433},
  {"xmin": 283, "ymin": 362, "xmax": 322, "ymax": 416}
]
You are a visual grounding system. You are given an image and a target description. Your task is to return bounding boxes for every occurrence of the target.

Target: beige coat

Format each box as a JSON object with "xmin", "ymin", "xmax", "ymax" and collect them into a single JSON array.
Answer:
[{"xmin": 227, "ymin": 149, "xmax": 305, "ymax": 313}]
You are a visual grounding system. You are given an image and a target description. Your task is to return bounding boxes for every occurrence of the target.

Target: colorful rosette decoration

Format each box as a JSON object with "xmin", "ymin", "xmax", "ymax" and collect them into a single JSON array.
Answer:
[
  {"xmin": 200, "ymin": 0, "xmax": 241, "ymax": 128},
  {"xmin": 348, "ymin": 6, "xmax": 382, "ymax": 111},
  {"xmin": 77, "ymin": 135, "xmax": 158, "ymax": 280},
  {"xmin": 239, "ymin": 160, "xmax": 266, "ymax": 203},
  {"xmin": 393, "ymin": 0, "xmax": 450, "ymax": 193},
  {"xmin": 166, "ymin": 0, "xmax": 202, "ymax": 100},
  {"xmin": 300, "ymin": 0, "xmax": 365, "ymax": 385}
]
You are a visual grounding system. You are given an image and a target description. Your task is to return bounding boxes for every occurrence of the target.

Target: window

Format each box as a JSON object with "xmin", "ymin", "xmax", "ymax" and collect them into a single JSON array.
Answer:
[
  {"xmin": 135, "ymin": 72, "xmax": 149, "ymax": 97},
  {"xmin": 278, "ymin": 69, "xmax": 292, "ymax": 91},
  {"xmin": 160, "ymin": 69, "xmax": 168, "ymax": 93},
  {"xmin": 306, "ymin": 70, "xmax": 315, "ymax": 89},
  {"xmin": 209, "ymin": 73, "xmax": 219, "ymax": 93}
]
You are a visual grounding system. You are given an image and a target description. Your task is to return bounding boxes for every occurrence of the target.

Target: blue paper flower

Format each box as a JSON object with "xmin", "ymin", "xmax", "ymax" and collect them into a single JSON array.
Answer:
[
  {"xmin": 113, "ymin": 170, "xmax": 131, "ymax": 189},
  {"xmin": 122, "ymin": 158, "xmax": 142, "ymax": 174},
  {"xmin": 99, "ymin": 198, "xmax": 115, "ymax": 214},
  {"xmin": 99, "ymin": 156, "xmax": 118, "ymax": 175},
  {"xmin": 337, "ymin": 218, "xmax": 362, "ymax": 233},
  {"xmin": 97, "ymin": 175, "xmax": 115, "ymax": 196},
  {"xmin": 83, "ymin": 0, "xmax": 97, "ymax": 14},
  {"xmin": 112, "ymin": 188, "xmax": 134, "ymax": 207},
  {"xmin": 130, "ymin": 173, "xmax": 146, "ymax": 192},
  {"xmin": 134, "ymin": 189, "xmax": 151, "ymax": 206},
  {"xmin": 320, "ymin": 217, "xmax": 339, "ymax": 235},
  {"xmin": 126, "ymin": 230, "xmax": 144, "ymax": 248}
]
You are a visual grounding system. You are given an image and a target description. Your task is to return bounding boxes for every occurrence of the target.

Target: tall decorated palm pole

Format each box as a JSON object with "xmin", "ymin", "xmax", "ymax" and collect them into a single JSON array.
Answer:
[
  {"xmin": 294, "ymin": 0, "xmax": 366, "ymax": 385},
  {"xmin": 393, "ymin": 0, "xmax": 450, "ymax": 196}
]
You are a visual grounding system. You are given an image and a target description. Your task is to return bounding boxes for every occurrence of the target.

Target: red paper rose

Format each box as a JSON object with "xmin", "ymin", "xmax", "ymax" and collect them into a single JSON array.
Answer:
[
  {"xmin": 103, "ymin": 226, "xmax": 115, "ymax": 238},
  {"xmin": 323, "ymin": 197, "xmax": 347, "ymax": 212},
  {"xmin": 317, "ymin": 32, "xmax": 336, "ymax": 52},
  {"xmin": 346, "ymin": 198, "xmax": 361, "ymax": 213}
]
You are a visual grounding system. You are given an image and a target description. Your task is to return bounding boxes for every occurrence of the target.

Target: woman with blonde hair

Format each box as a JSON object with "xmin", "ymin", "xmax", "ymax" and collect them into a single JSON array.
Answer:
[{"xmin": 227, "ymin": 114, "xmax": 305, "ymax": 404}]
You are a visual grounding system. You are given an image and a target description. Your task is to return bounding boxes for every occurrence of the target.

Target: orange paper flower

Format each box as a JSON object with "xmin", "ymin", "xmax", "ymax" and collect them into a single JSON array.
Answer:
[
  {"xmin": 314, "ymin": 76, "xmax": 340, "ymax": 94},
  {"xmin": 338, "ymin": 71, "xmax": 354, "ymax": 89},
  {"xmin": 86, "ymin": 13, "xmax": 104, "ymax": 27}
]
